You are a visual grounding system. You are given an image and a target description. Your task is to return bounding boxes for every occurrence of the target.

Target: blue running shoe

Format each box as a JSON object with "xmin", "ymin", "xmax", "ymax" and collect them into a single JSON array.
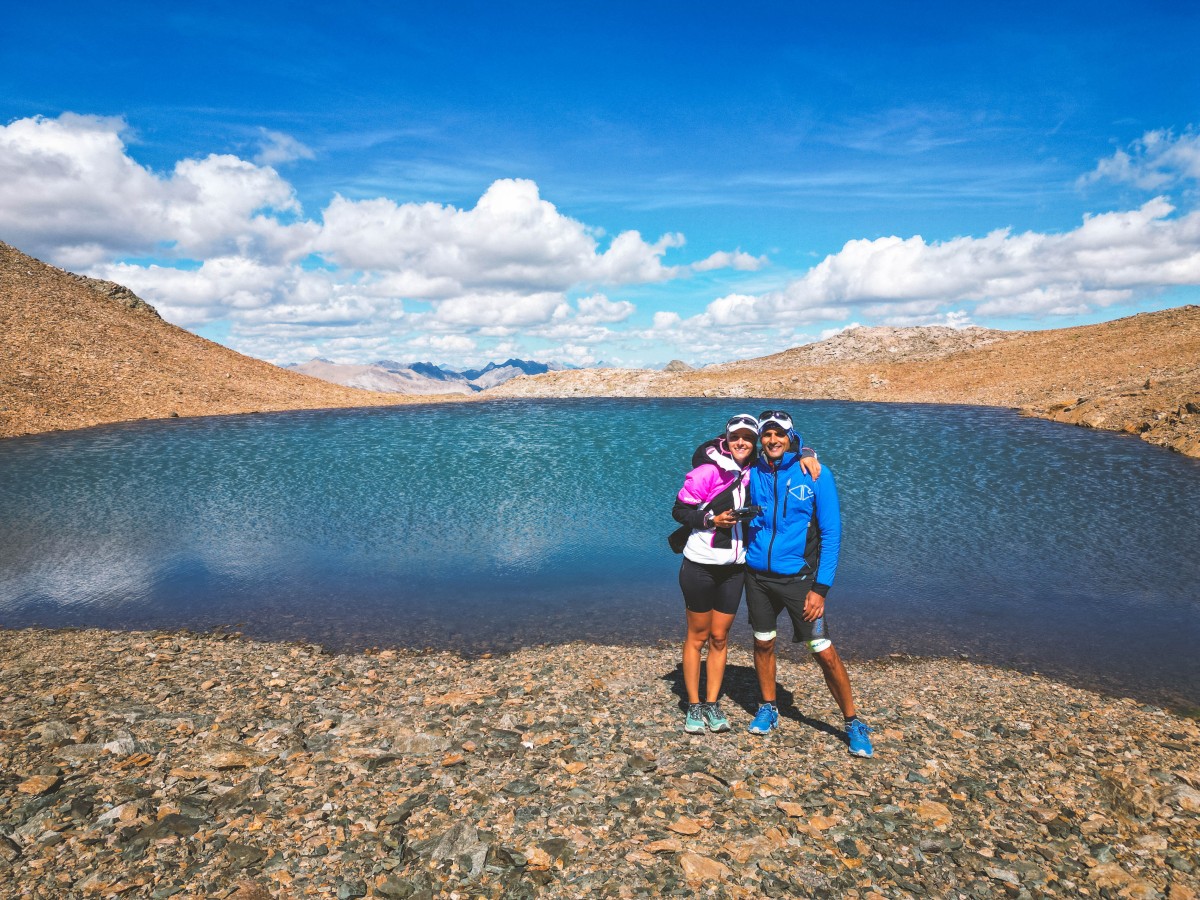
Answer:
[
  {"xmin": 747, "ymin": 702, "xmax": 779, "ymax": 735},
  {"xmin": 684, "ymin": 703, "xmax": 705, "ymax": 734},
  {"xmin": 847, "ymin": 718, "xmax": 874, "ymax": 757}
]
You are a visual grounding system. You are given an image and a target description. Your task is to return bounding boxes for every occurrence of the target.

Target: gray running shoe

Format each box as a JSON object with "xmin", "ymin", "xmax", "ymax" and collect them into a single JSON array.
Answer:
[
  {"xmin": 684, "ymin": 703, "xmax": 705, "ymax": 733},
  {"xmin": 702, "ymin": 702, "xmax": 731, "ymax": 733}
]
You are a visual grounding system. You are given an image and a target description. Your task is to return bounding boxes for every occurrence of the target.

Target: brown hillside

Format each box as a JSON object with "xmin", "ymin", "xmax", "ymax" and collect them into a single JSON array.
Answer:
[
  {"xmin": 490, "ymin": 308, "xmax": 1200, "ymax": 457},
  {"xmin": 0, "ymin": 242, "xmax": 457, "ymax": 438}
]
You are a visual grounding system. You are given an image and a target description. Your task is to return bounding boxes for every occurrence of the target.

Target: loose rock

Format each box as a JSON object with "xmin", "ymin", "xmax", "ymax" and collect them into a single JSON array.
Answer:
[{"xmin": 0, "ymin": 627, "xmax": 1197, "ymax": 899}]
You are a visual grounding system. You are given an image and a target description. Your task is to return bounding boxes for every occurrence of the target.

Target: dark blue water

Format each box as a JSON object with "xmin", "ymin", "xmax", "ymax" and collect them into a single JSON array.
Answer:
[{"xmin": 1, "ymin": 399, "xmax": 1198, "ymax": 707}]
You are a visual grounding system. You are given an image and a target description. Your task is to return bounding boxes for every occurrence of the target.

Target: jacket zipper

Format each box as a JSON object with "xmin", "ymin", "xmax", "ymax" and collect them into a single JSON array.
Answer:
[
  {"xmin": 733, "ymin": 475, "xmax": 741, "ymax": 556},
  {"xmin": 766, "ymin": 463, "xmax": 779, "ymax": 572}
]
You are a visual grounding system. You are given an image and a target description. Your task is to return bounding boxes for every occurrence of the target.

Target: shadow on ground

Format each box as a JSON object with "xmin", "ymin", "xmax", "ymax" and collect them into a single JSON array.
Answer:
[{"xmin": 660, "ymin": 660, "xmax": 845, "ymax": 743}]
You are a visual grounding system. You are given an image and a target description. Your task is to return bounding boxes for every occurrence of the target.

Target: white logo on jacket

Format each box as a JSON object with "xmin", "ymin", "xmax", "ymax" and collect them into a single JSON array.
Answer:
[{"xmin": 788, "ymin": 483, "xmax": 813, "ymax": 503}]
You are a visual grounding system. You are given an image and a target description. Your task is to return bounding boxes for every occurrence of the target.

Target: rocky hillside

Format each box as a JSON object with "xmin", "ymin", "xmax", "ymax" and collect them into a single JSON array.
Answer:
[
  {"xmin": 489, "ymin": 308, "xmax": 1200, "ymax": 457},
  {"xmin": 737, "ymin": 325, "xmax": 1018, "ymax": 367},
  {"xmin": 0, "ymin": 243, "xmax": 452, "ymax": 439}
]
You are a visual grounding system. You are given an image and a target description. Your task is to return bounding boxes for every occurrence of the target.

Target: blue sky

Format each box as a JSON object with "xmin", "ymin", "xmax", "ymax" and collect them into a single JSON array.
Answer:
[{"xmin": 3, "ymin": 1, "xmax": 1199, "ymax": 367}]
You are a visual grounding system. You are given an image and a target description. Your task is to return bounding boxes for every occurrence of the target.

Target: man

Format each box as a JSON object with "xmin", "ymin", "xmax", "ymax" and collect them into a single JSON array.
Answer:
[{"xmin": 743, "ymin": 410, "xmax": 874, "ymax": 757}]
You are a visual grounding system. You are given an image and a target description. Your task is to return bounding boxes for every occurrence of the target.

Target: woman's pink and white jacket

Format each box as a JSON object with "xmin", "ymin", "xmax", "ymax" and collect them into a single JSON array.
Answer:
[{"xmin": 674, "ymin": 439, "xmax": 750, "ymax": 566}]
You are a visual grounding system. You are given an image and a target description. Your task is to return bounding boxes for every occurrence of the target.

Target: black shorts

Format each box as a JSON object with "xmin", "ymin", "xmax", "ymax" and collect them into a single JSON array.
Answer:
[
  {"xmin": 744, "ymin": 570, "xmax": 832, "ymax": 648},
  {"xmin": 678, "ymin": 557, "xmax": 744, "ymax": 616}
]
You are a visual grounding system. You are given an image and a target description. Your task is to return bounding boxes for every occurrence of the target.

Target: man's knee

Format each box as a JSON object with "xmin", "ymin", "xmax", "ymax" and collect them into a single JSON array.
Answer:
[
  {"xmin": 753, "ymin": 632, "xmax": 776, "ymax": 652},
  {"xmin": 812, "ymin": 643, "xmax": 845, "ymax": 674},
  {"xmin": 808, "ymin": 638, "xmax": 833, "ymax": 655}
]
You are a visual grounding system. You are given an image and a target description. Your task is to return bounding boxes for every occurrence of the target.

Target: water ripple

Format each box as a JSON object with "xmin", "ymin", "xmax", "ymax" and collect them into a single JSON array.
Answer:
[{"xmin": 1, "ymin": 399, "xmax": 1197, "ymax": 706}]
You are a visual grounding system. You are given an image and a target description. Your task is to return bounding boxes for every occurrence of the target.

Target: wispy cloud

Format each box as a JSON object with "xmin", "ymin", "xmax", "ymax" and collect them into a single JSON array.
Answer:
[
  {"xmin": 253, "ymin": 128, "xmax": 315, "ymax": 166},
  {"xmin": 1080, "ymin": 128, "xmax": 1200, "ymax": 191},
  {"xmin": 817, "ymin": 105, "xmax": 996, "ymax": 156}
]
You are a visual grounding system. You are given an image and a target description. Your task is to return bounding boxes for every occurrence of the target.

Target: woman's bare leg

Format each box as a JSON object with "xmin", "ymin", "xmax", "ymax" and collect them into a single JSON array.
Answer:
[
  {"xmin": 704, "ymin": 610, "xmax": 736, "ymax": 703},
  {"xmin": 683, "ymin": 610, "xmax": 713, "ymax": 705}
]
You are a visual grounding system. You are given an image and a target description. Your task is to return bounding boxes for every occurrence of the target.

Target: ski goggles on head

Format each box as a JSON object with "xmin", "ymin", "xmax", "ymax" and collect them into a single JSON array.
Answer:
[
  {"xmin": 725, "ymin": 414, "xmax": 760, "ymax": 438},
  {"xmin": 758, "ymin": 410, "xmax": 794, "ymax": 435}
]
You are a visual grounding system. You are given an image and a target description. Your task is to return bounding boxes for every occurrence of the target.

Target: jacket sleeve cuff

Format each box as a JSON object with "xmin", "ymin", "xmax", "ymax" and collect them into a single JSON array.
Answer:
[
  {"xmin": 799, "ymin": 446, "xmax": 817, "ymax": 459},
  {"xmin": 672, "ymin": 501, "xmax": 708, "ymax": 530},
  {"xmin": 812, "ymin": 582, "xmax": 831, "ymax": 598}
]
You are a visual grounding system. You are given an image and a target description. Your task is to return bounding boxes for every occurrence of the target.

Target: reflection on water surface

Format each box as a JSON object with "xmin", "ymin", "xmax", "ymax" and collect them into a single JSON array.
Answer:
[{"xmin": 1, "ymin": 399, "xmax": 1198, "ymax": 707}]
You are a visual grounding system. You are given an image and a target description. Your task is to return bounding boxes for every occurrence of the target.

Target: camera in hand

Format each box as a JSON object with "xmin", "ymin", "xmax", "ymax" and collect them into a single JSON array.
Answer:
[{"xmin": 731, "ymin": 505, "xmax": 761, "ymax": 521}]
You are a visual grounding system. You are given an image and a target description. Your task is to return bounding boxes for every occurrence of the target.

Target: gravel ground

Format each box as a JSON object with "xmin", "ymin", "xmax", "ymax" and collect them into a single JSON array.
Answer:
[{"xmin": 2, "ymin": 628, "xmax": 1198, "ymax": 899}]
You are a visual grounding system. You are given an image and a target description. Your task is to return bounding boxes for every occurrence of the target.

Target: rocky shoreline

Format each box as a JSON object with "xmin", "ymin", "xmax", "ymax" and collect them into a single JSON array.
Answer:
[{"xmin": 2, "ymin": 628, "xmax": 1197, "ymax": 899}]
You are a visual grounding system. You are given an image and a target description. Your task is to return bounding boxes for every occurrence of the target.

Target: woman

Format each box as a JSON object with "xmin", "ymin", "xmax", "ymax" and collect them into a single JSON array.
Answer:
[{"xmin": 672, "ymin": 414, "xmax": 819, "ymax": 733}]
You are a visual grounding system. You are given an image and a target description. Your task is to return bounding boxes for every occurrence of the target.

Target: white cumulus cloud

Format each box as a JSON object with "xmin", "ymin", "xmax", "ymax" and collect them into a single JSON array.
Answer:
[
  {"xmin": 0, "ymin": 113, "xmax": 312, "ymax": 267},
  {"xmin": 314, "ymin": 178, "xmax": 685, "ymax": 293},
  {"xmin": 94, "ymin": 257, "xmax": 300, "ymax": 325},
  {"xmin": 0, "ymin": 113, "xmax": 770, "ymax": 365},
  {"xmin": 688, "ymin": 197, "xmax": 1200, "ymax": 330},
  {"xmin": 575, "ymin": 294, "xmax": 635, "ymax": 323},
  {"xmin": 9, "ymin": 112, "xmax": 1200, "ymax": 368},
  {"xmin": 431, "ymin": 291, "xmax": 571, "ymax": 329},
  {"xmin": 692, "ymin": 249, "xmax": 767, "ymax": 272}
]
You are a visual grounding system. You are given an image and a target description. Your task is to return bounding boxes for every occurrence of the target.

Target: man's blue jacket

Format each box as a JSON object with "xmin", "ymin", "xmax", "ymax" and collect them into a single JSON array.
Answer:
[{"xmin": 745, "ymin": 447, "xmax": 842, "ymax": 596}]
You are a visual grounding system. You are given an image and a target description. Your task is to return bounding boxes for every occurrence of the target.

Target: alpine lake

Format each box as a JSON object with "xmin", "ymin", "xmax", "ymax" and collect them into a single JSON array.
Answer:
[{"xmin": 2, "ymin": 398, "xmax": 1198, "ymax": 709}]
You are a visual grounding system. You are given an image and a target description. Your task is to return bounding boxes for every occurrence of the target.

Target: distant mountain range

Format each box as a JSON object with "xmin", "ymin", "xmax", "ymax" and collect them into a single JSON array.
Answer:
[{"xmin": 285, "ymin": 357, "xmax": 566, "ymax": 394}]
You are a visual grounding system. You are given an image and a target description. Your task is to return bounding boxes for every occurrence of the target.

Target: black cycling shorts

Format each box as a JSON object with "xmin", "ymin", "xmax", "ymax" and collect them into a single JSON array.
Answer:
[
  {"xmin": 679, "ymin": 557, "xmax": 745, "ymax": 616},
  {"xmin": 744, "ymin": 569, "xmax": 832, "ymax": 647}
]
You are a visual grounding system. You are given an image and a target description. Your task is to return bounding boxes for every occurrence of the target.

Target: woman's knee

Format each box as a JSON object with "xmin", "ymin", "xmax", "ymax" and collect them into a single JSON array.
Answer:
[
  {"xmin": 708, "ymin": 632, "xmax": 728, "ymax": 652},
  {"xmin": 685, "ymin": 625, "xmax": 712, "ymax": 647}
]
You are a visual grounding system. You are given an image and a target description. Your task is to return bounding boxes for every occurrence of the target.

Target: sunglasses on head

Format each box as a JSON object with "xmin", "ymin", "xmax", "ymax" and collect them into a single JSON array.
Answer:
[
  {"xmin": 725, "ymin": 414, "xmax": 760, "ymax": 433},
  {"xmin": 758, "ymin": 410, "xmax": 793, "ymax": 432}
]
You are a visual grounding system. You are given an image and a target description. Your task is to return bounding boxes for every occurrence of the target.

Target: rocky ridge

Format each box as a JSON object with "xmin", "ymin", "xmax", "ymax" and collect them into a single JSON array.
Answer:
[
  {"xmin": 723, "ymin": 325, "xmax": 1017, "ymax": 367},
  {"xmin": 66, "ymin": 271, "xmax": 162, "ymax": 317},
  {"xmin": 1, "ymin": 628, "xmax": 1197, "ymax": 900},
  {"xmin": 662, "ymin": 360, "xmax": 695, "ymax": 373}
]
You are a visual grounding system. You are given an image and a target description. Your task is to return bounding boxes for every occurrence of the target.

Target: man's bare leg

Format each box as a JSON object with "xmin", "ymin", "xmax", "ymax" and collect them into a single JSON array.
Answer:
[
  {"xmin": 813, "ymin": 644, "xmax": 856, "ymax": 719},
  {"xmin": 753, "ymin": 637, "xmax": 777, "ymax": 703}
]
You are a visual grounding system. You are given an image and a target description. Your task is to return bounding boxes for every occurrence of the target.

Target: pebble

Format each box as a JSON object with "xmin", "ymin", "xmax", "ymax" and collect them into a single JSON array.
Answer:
[{"xmin": 0, "ymin": 627, "xmax": 1197, "ymax": 898}]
